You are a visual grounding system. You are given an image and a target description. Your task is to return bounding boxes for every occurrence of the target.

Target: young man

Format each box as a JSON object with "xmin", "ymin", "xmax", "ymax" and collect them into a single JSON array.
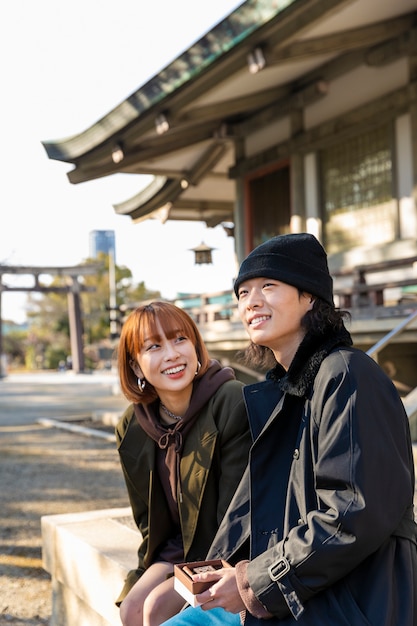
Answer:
[{"xmin": 162, "ymin": 233, "xmax": 417, "ymax": 626}]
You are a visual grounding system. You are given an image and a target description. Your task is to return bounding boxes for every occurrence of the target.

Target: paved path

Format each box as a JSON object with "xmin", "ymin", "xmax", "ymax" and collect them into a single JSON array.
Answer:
[{"xmin": 0, "ymin": 370, "xmax": 128, "ymax": 426}]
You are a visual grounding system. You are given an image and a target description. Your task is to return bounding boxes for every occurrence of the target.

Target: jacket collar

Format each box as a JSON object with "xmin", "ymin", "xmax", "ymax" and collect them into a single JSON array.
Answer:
[{"xmin": 267, "ymin": 325, "xmax": 352, "ymax": 398}]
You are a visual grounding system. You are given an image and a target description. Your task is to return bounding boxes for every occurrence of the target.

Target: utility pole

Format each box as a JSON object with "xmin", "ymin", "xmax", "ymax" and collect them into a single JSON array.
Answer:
[{"xmin": 109, "ymin": 250, "xmax": 118, "ymax": 339}]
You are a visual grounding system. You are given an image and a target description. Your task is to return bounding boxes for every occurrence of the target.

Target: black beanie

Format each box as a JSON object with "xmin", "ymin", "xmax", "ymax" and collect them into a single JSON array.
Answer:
[{"xmin": 234, "ymin": 233, "xmax": 334, "ymax": 305}]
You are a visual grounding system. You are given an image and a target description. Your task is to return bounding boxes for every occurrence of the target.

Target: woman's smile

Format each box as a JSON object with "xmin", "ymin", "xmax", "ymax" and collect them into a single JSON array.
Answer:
[{"xmin": 162, "ymin": 364, "xmax": 186, "ymax": 377}]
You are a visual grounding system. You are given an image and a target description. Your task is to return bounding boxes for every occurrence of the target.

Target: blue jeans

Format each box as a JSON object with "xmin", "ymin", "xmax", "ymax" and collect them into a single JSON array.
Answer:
[{"xmin": 162, "ymin": 606, "xmax": 240, "ymax": 626}]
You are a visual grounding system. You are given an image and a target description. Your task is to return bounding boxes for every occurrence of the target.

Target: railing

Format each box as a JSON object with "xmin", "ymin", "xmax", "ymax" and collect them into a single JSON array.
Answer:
[
  {"xmin": 366, "ymin": 309, "xmax": 417, "ymax": 363},
  {"xmin": 332, "ymin": 255, "xmax": 417, "ymax": 310}
]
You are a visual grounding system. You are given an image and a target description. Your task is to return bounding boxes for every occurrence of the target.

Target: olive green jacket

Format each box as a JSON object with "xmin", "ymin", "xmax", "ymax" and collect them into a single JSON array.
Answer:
[{"xmin": 115, "ymin": 378, "xmax": 251, "ymax": 603}]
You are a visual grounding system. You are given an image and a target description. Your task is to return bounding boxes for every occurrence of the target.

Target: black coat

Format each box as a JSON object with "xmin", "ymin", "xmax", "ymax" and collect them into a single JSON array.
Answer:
[{"xmin": 208, "ymin": 329, "xmax": 417, "ymax": 625}]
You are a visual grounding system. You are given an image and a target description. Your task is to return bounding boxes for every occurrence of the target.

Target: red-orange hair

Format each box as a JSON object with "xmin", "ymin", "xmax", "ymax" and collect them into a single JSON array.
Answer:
[{"xmin": 117, "ymin": 301, "xmax": 210, "ymax": 404}]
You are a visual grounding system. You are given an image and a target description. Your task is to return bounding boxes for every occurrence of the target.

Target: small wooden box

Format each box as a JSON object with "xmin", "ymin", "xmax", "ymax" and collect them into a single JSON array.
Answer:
[{"xmin": 174, "ymin": 560, "xmax": 230, "ymax": 607}]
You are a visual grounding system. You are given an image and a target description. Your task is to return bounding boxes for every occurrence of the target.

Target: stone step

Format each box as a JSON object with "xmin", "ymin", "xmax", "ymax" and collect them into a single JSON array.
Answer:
[{"xmin": 42, "ymin": 507, "xmax": 139, "ymax": 626}]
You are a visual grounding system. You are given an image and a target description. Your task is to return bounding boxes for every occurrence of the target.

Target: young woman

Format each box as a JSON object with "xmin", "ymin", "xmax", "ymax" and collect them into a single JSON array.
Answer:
[
  {"xmin": 161, "ymin": 233, "xmax": 417, "ymax": 626},
  {"xmin": 115, "ymin": 301, "xmax": 251, "ymax": 626}
]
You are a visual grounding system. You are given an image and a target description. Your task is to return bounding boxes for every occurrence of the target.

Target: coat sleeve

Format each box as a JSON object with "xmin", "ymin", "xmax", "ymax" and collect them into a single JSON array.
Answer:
[
  {"xmin": 211, "ymin": 380, "xmax": 252, "ymax": 524},
  {"xmin": 245, "ymin": 350, "xmax": 415, "ymax": 619},
  {"xmin": 114, "ymin": 405, "xmax": 150, "ymax": 603},
  {"xmin": 115, "ymin": 405, "xmax": 151, "ymax": 548}
]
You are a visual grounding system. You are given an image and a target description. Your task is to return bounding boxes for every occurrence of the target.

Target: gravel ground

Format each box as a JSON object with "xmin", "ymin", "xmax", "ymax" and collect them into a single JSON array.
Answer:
[{"xmin": 0, "ymin": 421, "xmax": 129, "ymax": 626}]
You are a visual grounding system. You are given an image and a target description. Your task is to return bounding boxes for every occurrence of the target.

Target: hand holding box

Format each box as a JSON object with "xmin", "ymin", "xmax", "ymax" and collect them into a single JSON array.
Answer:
[{"xmin": 174, "ymin": 560, "xmax": 231, "ymax": 607}]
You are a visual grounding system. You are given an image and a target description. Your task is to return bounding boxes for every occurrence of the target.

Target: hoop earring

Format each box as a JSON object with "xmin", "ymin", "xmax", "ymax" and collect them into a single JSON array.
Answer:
[
  {"xmin": 195, "ymin": 361, "xmax": 201, "ymax": 376},
  {"xmin": 137, "ymin": 377, "xmax": 146, "ymax": 392}
]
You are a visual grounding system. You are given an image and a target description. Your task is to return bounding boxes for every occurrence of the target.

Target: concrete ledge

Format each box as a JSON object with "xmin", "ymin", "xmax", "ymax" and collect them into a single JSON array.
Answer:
[{"xmin": 42, "ymin": 507, "xmax": 140, "ymax": 626}]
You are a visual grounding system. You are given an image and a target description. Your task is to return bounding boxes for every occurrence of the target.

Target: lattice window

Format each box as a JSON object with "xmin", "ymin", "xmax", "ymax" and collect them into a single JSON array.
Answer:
[{"xmin": 320, "ymin": 125, "xmax": 396, "ymax": 252}]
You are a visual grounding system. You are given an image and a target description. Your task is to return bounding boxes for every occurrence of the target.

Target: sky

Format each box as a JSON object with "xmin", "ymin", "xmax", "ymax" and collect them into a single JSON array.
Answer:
[{"xmin": 0, "ymin": 0, "xmax": 244, "ymax": 323}]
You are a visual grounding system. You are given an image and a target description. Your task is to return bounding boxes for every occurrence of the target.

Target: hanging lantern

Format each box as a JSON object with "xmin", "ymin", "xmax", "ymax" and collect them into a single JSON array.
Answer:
[{"xmin": 190, "ymin": 241, "xmax": 215, "ymax": 265}]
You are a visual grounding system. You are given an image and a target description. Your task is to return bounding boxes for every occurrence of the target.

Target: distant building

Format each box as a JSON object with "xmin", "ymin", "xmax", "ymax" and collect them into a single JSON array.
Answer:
[{"xmin": 89, "ymin": 230, "xmax": 116, "ymax": 261}]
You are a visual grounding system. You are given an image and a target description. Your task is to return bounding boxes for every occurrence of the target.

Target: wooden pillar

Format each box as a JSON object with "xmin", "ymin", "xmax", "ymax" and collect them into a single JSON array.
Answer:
[
  {"xmin": 67, "ymin": 278, "xmax": 85, "ymax": 373},
  {"xmin": 408, "ymin": 36, "xmax": 417, "ymax": 232},
  {"xmin": 409, "ymin": 100, "xmax": 417, "ymax": 222},
  {"xmin": 233, "ymin": 137, "xmax": 247, "ymax": 265},
  {"xmin": 289, "ymin": 108, "xmax": 306, "ymax": 232}
]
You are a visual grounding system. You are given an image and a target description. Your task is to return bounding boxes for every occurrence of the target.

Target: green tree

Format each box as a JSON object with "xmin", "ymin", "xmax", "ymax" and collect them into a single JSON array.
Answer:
[
  {"xmin": 80, "ymin": 253, "xmax": 160, "ymax": 343},
  {"xmin": 2, "ymin": 325, "xmax": 27, "ymax": 369},
  {"xmin": 25, "ymin": 289, "xmax": 71, "ymax": 369}
]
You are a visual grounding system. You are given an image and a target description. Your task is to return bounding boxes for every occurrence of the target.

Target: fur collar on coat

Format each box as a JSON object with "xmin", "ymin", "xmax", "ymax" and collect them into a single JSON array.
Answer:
[{"xmin": 267, "ymin": 324, "xmax": 353, "ymax": 398}]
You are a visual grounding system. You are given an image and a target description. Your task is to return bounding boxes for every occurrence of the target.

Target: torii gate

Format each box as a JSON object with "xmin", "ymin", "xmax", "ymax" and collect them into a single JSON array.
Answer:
[{"xmin": 0, "ymin": 264, "xmax": 101, "ymax": 376}]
